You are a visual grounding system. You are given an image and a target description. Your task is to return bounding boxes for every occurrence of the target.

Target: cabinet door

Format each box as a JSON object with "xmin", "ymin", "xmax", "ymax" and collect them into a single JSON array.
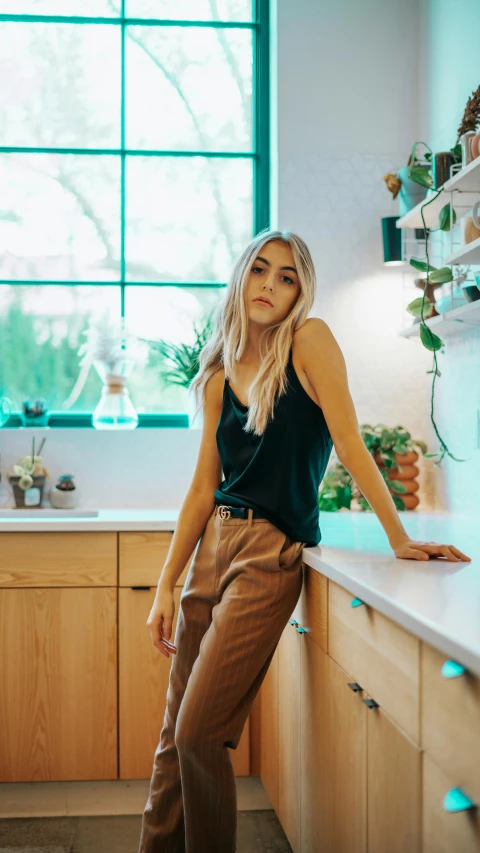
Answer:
[
  {"xmin": 324, "ymin": 655, "xmax": 367, "ymax": 853},
  {"xmin": 278, "ymin": 620, "xmax": 302, "ymax": 852},
  {"xmin": 0, "ymin": 587, "xmax": 117, "ymax": 782},
  {"xmin": 118, "ymin": 586, "xmax": 250, "ymax": 779},
  {"xmin": 300, "ymin": 633, "xmax": 329, "ymax": 853},
  {"xmin": 260, "ymin": 640, "xmax": 280, "ymax": 812},
  {"xmin": 423, "ymin": 752, "xmax": 480, "ymax": 853},
  {"xmin": 367, "ymin": 703, "xmax": 421, "ymax": 853}
]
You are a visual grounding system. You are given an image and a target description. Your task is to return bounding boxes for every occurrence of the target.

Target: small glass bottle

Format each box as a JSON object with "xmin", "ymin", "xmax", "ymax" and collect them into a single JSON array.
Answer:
[{"xmin": 92, "ymin": 372, "xmax": 139, "ymax": 430}]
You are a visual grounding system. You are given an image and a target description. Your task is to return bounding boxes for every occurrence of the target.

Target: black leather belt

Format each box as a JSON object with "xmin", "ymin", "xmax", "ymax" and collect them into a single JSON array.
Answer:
[{"xmin": 214, "ymin": 503, "xmax": 265, "ymax": 520}]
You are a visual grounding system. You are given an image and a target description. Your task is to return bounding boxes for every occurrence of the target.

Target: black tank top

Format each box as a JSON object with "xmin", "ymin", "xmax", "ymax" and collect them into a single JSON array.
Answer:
[{"xmin": 213, "ymin": 345, "xmax": 334, "ymax": 546}]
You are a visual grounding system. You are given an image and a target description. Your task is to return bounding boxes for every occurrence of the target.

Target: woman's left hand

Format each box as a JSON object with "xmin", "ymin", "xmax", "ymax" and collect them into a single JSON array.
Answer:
[{"xmin": 392, "ymin": 538, "xmax": 471, "ymax": 562}]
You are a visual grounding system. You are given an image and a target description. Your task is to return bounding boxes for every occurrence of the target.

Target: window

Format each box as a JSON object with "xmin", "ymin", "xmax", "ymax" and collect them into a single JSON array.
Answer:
[{"xmin": 0, "ymin": 0, "xmax": 269, "ymax": 426}]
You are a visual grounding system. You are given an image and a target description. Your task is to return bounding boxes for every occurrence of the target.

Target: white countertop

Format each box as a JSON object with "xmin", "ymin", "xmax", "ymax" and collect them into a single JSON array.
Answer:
[{"xmin": 1, "ymin": 507, "xmax": 478, "ymax": 676}]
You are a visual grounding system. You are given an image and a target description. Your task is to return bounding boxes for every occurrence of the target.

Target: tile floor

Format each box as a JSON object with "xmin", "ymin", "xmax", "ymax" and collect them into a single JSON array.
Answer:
[{"xmin": 0, "ymin": 776, "xmax": 293, "ymax": 852}]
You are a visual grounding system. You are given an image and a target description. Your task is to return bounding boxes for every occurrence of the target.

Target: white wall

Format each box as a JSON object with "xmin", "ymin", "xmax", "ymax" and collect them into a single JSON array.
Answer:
[{"xmin": 275, "ymin": 0, "xmax": 439, "ymax": 510}]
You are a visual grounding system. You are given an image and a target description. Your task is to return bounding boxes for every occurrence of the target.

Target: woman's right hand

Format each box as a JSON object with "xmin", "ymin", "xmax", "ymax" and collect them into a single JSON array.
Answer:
[{"xmin": 146, "ymin": 586, "xmax": 177, "ymax": 659}]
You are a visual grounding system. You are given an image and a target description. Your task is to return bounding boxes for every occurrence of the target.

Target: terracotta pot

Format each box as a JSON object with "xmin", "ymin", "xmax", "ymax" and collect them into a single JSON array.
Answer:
[
  {"xmin": 374, "ymin": 450, "xmax": 420, "ymax": 510},
  {"xmin": 471, "ymin": 132, "xmax": 480, "ymax": 160}
]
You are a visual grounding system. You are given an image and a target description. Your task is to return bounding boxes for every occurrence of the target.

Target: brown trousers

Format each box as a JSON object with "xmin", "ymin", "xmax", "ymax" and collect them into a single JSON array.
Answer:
[{"xmin": 138, "ymin": 504, "xmax": 305, "ymax": 853}]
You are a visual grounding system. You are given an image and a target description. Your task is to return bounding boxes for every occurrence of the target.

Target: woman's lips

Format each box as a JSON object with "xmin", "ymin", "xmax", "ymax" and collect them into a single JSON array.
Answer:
[{"xmin": 253, "ymin": 298, "xmax": 273, "ymax": 307}]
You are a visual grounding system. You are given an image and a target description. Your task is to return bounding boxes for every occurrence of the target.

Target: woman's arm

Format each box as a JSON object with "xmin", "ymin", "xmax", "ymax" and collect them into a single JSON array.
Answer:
[
  {"xmin": 157, "ymin": 369, "xmax": 225, "ymax": 592},
  {"xmin": 295, "ymin": 318, "xmax": 471, "ymax": 562}
]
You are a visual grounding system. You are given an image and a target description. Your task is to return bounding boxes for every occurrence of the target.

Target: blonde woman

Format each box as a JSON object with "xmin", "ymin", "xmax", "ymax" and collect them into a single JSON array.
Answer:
[{"xmin": 138, "ymin": 228, "xmax": 470, "ymax": 853}]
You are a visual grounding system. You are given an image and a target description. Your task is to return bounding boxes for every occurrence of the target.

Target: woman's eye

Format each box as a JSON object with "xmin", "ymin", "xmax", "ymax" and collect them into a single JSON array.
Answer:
[{"xmin": 283, "ymin": 276, "xmax": 294, "ymax": 284}]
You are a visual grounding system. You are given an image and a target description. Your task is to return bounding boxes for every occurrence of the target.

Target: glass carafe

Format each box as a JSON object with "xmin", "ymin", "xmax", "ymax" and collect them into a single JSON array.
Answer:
[{"xmin": 92, "ymin": 360, "xmax": 138, "ymax": 430}]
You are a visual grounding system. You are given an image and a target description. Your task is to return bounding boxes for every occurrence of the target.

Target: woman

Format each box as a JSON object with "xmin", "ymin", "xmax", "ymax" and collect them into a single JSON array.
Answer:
[{"xmin": 138, "ymin": 228, "xmax": 470, "ymax": 853}]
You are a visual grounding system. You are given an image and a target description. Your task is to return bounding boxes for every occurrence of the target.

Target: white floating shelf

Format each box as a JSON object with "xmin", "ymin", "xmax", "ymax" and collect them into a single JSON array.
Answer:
[
  {"xmin": 445, "ymin": 236, "xmax": 480, "ymax": 265},
  {"xmin": 396, "ymin": 189, "xmax": 479, "ymax": 229},
  {"xmin": 444, "ymin": 156, "xmax": 480, "ymax": 193},
  {"xmin": 399, "ymin": 299, "xmax": 480, "ymax": 339},
  {"xmin": 396, "ymin": 192, "xmax": 447, "ymax": 229}
]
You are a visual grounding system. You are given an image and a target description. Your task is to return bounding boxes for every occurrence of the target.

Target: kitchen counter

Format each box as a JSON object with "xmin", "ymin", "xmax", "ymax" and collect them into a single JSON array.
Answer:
[{"xmin": 1, "ymin": 508, "xmax": 478, "ymax": 676}]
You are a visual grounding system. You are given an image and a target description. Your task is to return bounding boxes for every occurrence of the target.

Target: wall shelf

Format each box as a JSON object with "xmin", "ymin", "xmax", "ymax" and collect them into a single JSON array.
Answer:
[
  {"xmin": 396, "ymin": 189, "xmax": 479, "ymax": 229},
  {"xmin": 396, "ymin": 192, "xmax": 447, "ymax": 229},
  {"xmin": 399, "ymin": 299, "xmax": 480, "ymax": 339},
  {"xmin": 443, "ymin": 156, "xmax": 480, "ymax": 193},
  {"xmin": 445, "ymin": 236, "xmax": 480, "ymax": 266}
]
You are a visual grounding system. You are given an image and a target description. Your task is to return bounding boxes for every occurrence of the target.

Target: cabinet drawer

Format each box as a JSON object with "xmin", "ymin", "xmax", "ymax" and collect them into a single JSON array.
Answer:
[
  {"xmin": 421, "ymin": 641, "xmax": 480, "ymax": 803},
  {"xmin": 293, "ymin": 564, "xmax": 328, "ymax": 653},
  {"xmin": 0, "ymin": 532, "xmax": 117, "ymax": 587},
  {"xmin": 119, "ymin": 532, "xmax": 193, "ymax": 586},
  {"xmin": 328, "ymin": 580, "xmax": 420, "ymax": 743},
  {"xmin": 423, "ymin": 752, "xmax": 480, "ymax": 853}
]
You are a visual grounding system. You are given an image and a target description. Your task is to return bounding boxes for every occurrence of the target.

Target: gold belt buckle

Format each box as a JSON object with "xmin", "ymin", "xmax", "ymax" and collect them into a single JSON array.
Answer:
[{"xmin": 217, "ymin": 505, "xmax": 231, "ymax": 520}]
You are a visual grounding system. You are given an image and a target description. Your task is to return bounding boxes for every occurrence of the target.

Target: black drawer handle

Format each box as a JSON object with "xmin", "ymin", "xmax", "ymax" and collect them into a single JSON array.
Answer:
[
  {"xmin": 363, "ymin": 698, "xmax": 380, "ymax": 709},
  {"xmin": 347, "ymin": 682, "xmax": 363, "ymax": 692}
]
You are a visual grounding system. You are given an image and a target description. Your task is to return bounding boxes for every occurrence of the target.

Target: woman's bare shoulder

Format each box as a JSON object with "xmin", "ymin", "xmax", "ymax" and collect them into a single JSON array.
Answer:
[{"xmin": 292, "ymin": 318, "xmax": 339, "ymax": 374}]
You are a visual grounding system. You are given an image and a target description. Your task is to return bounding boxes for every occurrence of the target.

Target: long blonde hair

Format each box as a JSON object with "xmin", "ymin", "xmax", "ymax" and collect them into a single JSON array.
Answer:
[{"xmin": 189, "ymin": 227, "xmax": 316, "ymax": 435}]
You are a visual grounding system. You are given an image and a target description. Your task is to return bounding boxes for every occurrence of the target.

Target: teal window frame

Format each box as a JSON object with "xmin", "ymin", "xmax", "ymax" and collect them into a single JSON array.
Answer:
[{"xmin": 0, "ymin": 1, "xmax": 270, "ymax": 428}]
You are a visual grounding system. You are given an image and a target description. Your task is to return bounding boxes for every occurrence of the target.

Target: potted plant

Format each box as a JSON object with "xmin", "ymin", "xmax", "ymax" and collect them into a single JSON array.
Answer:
[
  {"xmin": 318, "ymin": 424, "xmax": 427, "ymax": 512},
  {"xmin": 8, "ymin": 438, "xmax": 48, "ymax": 508},
  {"xmin": 383, "ymin": 142, "xmax": 431, "ymax": 216},
  {"xmin": 20, "ymin": 397, "xmax": 49, "ymax": 427},
  {"xmin": 383, "ymin": 141, "xmax": 461, "ymax": 215},
  {"xmin": 140, "ymin": 312, "xmax": 215, "ymax": 429},
  {"xmin": 49, "ymin": 474, "xmax": 77, "ymax": 509}
]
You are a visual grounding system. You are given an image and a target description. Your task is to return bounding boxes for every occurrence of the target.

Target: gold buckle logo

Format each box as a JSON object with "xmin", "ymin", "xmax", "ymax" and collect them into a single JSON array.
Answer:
[{"xmin": 218, "ymin": 505, "xmax": 231, "ymax": 520}]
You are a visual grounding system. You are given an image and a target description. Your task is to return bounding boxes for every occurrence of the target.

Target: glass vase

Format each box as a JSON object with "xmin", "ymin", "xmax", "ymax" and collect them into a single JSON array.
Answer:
[{"xmin": 92, "ymin": 359, "xmax": 139, "ymax": 430}]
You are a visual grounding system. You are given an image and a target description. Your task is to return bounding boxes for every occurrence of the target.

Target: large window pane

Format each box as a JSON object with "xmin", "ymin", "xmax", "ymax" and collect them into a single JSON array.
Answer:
[
  {"xmin": 0, "ymin": 284, "xmax": 121, "ymax": 412},
  {"xmin": 126, "ymin": 1, "xmax": 253, "ymax": 21},
  {"xmin": 0, "ymin": 154, "xmax": 120, "ymax": 282},
  {"xmin": 125, "ymin": 285, "xmax": 221, "ymax": 413},
  {"xmin": 126, "ymin": 156, "xmax": 252, "ymax": 282},
  {"xmin": 0, "ymin": 1, "xmax": 118, "ymax": 14},
  {"xmin": 0, "ymin": 22, "xmax": 120, "ymax": 148},
  {"xmin": 125, "ymin": 25, "xmax": 252, "ymax": 151}
]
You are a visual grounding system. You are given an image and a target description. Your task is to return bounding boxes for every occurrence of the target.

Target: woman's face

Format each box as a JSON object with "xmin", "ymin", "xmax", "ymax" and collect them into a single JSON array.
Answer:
[{"xmin": 245, "ymin": 241, "xmax": 301, "ymax": 325}]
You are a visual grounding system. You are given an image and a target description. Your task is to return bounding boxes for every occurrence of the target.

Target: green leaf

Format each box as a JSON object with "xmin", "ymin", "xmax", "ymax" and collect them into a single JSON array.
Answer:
[
  {"xmin": 407, "ymin": 297, "xmax": 435, "ymax": 318},
  {"xmin": 438, "ymin": 203, "xmax": 457, "ymax": 232},
  {"xmin": 450, "ymin": 143, "xmax": 462, "ymax": 163},
  {"xmin": 429, "ymin": 266, "xmax": 453, "ymax": 284},
  {"xmin": 408, "ymin": 165, "xmax": 433, "ymax": 188},
  {"xmin": 419, "ymin": 323, "xmax": 444, "ymax": 351},
  {"xmin": 409, "ymin": 257, "xmax": 437, "ymax": 273},
  {"xmin": 423, "ymin": 451, "xmax": 441, "ymax": 459},
  {"xmin": 392, "ymin": 494, "xmax": 406, "ymax": 510},
  {"xmin": 388, "ymin": 479, "xmax": 408, "ymax": 493},
  {"xmin": 415, "ymin": 440, "xmax": 428, "ymax": 454}
]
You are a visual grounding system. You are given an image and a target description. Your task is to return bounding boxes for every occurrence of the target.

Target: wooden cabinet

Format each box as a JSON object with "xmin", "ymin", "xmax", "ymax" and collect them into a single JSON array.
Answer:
[
  {"xmin": 366, "ymin": 701, "xmax": 421, "ymax": 853},
  {"xmin": 119, "ymin": 531, "xmax": 193, "ymax": 587},
  {"xmin": 299, "ymin": 633, "xmax": 330, "ymax": 853},
  {"xmin": 328, "ymin": 579, "xmax": 420, "ymax": 744},
  {"xmin": 421, "ymin": 641, "xmax": 480, "ymax": 804},
  {"xmin": 119, "ymin": 585, "xmax": 184, "ymax": 779},
  {"xmin": 0, "ymin": 531, "xmax": 117, "ymax": 587},
  {"xmin": 423, "ymin": 752, "xmax": 480, "ymax": 853},
  {"xmin": 260, "ymin": 568, "xmax": 422, "ymax": 853},
  {"xmin": 0, "ymin": 585, "xmax": 117, "ymax": 782},
  {"xmin": 300, "ymin": 622, "xmax": 368, "ymax": 853},
  {"xmin": 277, "ymin": 617, "xmax": 303, "ymax": 851},
  {"xmin": 260, "ymin": 636, "xmax": 280, "ymax": 812},
  {"xmin": 0, "ymin": 528, "xmax": 250, "ymax": 783}
]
